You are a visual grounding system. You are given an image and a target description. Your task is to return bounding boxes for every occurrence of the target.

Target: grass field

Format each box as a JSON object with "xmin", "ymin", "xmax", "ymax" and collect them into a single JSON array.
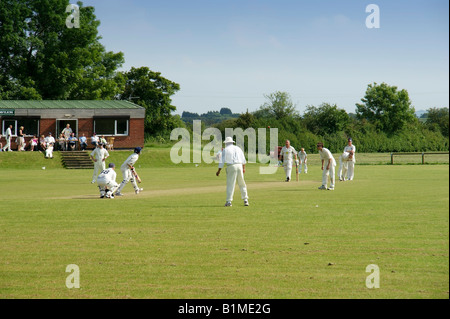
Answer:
[{"xmin": 0, "ymin": 148, "xmax": 448, "ymax": 299}]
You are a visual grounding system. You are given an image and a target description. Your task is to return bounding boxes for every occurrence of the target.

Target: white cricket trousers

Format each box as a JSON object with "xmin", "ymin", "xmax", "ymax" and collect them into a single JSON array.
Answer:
[
  {"xmin": 97, "ymin": 178, "xmax": 119, "ymax": 195},
  {"xmin": 2, "ymin": 137, "xmax": 11, "ymax": 151},
  {"xmin": 338, "ymin": 156, "xmax": 348, "ymax": 181},
  {"xmin": 300, "ymin": 159, "xmax": 307, "ymax": 173},
  {"xmin": 322, "ymin": 165, "xmax": 336, "ymax": 188},
  {"xmin": 283, "ymin": 161, "xmax": 293, "ymax": 180},
  {"xmin": 226, "ymin": 164, "xmax": 248, "ymax": 202},
  {"xmin": 347, "ymin": 161, "xmax": 355, "ymax": 180},
  {"xmin": 116, "ymin": 168, "xmax": 139, "ymax": 193},
  {"xmin": 92, "ymin": 162, "xmax": 105, "ymax": 182}
]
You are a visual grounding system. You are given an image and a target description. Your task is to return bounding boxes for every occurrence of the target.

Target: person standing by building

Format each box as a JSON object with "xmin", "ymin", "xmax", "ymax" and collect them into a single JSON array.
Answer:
[
  {"xmin": 18, "ymin": 126, "xmax": 25, "ymax": 151},
  {"xmin": 115, "ymin": 147, "xmax": 143, "ymax": 196},
  {"xmin": 280, "ymin": 140, "xmax": 298, "ymax": 182},
  {"xmin": 216, "ymin": 136, "xmax": 249, "ymax": 207},
  {"xmin": 90, "ymin": 143, "xmax": 109, "ymax": 183},
  {"xmin": 317, "ymin": 142, "xmax": 336, "ymax": 191},
  {"xmin": 344, "ymin": 138, "xmax": 356, "ymax": 181},
  {"xmin": 2, "ymin": 124, "xmax": 13, "ymax": 152},
  {"xmin": 298, "ymin": 148, "xmax": 308, "ymax": 174},
  {"xmin": 61, "ymin": 124, "xmax": 72, "ymax": 151}
]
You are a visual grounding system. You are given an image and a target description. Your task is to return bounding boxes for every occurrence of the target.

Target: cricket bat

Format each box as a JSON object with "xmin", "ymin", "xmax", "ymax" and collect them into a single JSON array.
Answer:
[
  {"xmin": 132, "ymin": 168, "xmax": 142, "ymax": 183},
  {"xmin": 295, "ymin": 162, "xmax": 299, "ymax": 182}
]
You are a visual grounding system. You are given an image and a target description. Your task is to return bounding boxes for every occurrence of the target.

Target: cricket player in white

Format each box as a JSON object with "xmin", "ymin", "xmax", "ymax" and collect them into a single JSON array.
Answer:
[
  {"xmin": 97, "ymin": 163, "xmax": 119, "ymax": 198},
  {"xmin": 44, "ymin": 132, "xmax": 56, "ymax": 158},
  {"xmin": 298, "ymin": 148, "xmax": 308, "ymax": 174},
  {"xmin": 338, "ymin": 151, "xmax": 351, "ymax": 181},
  {"xmin": 2, "ymin": 125, "xmax": 13, "ymax": 152},
  {"xmin": 280, "ymin": 140, "xmax": 297, "ymax": 182},
  {"xmin": 344, "ymin": 138, "xmax": 356, "ymax": 181},
  {"xmin": 115, "ymin": 147, "xmax": 143, "ymax": 196},
  {"xmin": 90, "ymin": 143, "xmax": 109, "ymax": 183},
  {"xmin": 317, "ymin": 142, "xmax": 336, "ymax": 190},
  {"xmin": 216, "ymin": 137, "xmax": 249, "ymax": 207}
]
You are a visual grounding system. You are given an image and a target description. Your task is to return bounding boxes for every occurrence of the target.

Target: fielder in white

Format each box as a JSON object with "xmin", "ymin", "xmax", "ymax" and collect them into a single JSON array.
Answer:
[
  {"xmin": 216, "ymin": 137, "xmax": 249, "ymax": 207},
  {"xmin": 97, "ymin": 163, "xmax": 119, "ymax": 199},
  {"xmin": 338, "ymin": 151, "xmax": 351, "ymax": 181},
  {"xmin": 280, "ymin": 140, "xmax": 298, "ymax": 182},
  {"xmin": 343, "ymin": 138, "xmax": 356, "ymax": 181},
  {"xmin": 90, "ymin": 143, "xmax": 109, "ymax": 183},
  {"xmin": 115, "ymin": 147, "xmax": 143, "ymax": 196},
  {"xmin": 2, "ymin": 125, "xmax": 13, "ymax": 152},
  {"xmin": 298, "ymin": 148, "xmax": 308, "ymax": 174},
  {"xmin": 317, "ymin": 142, "xmax": 336, "ymax": 191},
  {"xmin": 44, "ymin": 132, "xmax": 55, "ymax": 159}
]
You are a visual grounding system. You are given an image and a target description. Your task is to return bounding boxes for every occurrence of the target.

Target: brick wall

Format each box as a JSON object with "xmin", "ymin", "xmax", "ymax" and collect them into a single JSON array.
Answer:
[{"xmin": 75, "ymin": 118, "xmax": 144, "ymax": 149}]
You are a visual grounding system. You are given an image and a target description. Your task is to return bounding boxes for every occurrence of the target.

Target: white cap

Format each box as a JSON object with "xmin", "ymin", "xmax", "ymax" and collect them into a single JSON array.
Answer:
[{"xmin": 223, "ymin": 136, "xmax": 235, "ymax": 144}]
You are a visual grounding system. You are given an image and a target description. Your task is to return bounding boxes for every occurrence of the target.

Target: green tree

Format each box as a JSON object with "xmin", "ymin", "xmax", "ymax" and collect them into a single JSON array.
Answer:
[
  {"xmin": 236, "ymin": 110, "xmax": 255, "ymax": 129},
  {"xmin": 426, "ymin": 107, "xmax": 449, "ymax": 137},
  {"xmin": 257, "ymin": 91, "xmax": 298, "ymax": 120},
  {"xmin": 356, "ymin": 82, "xmax": 416, "ymax": 134},
  {"xmin": 121, "ymin": 66, "xmax": 180, "ymax": 135},
  {"xmin": 302, "ymin": 103, "xmax": 349, "ymax": 135},
  {"xmin": 219, "ymin": 107, "xmax": 232, "ymax": 115},
  {"xmin": 0, "ymin": 0, "xmax": 124, "ymax": 99}
]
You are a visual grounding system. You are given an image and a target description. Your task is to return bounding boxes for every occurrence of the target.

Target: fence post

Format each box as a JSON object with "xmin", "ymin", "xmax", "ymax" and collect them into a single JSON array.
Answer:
[
  {"xmin": 390, "ymin": 153, "xmax": 394, "ymax": 165},
  {"xmin": 422, "ymin": 152, "xmax": 425, "ymax": 164}
]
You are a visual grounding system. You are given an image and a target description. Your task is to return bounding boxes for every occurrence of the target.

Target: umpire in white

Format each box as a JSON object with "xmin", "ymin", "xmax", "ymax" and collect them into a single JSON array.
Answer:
[{"xmin": 216, "ymin": 136, "xmax": 249, "ymax": 207}]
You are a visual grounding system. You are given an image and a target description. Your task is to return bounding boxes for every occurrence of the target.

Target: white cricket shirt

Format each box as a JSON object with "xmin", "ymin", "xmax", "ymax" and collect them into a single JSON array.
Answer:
[
  {"xmin": 298, "ymin": 150, "xmax": 307, "ymax": 161},
  {"xmin": 97, "ymin": 168, "xmax": 117, "ymax": 183},
  {"xmin": 218, "ymin": 144, "xmax": 246, "ymax": 169},
  {"xmin": 281, "ymin": 146, "xmax": 296, "ymax": 163},
  {"xmin": 121, "ymin": 153, "xmax": 139, "ymax": 169},
  {"xmin": 90, "ymin": 147, "xmax": 109, "ymax": 161},
  {"xmin": 344, "ymin": 145, "xmax": 356, "ymax": 162},
  {"xmin": 319, "ymin": 147, "xmax": 336, "ymax": 166}
]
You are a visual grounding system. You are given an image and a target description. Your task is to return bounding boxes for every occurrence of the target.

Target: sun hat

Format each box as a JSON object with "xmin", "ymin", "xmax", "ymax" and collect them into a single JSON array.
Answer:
[{"xmin": 223, "ymin": 137, "xmax": 235, "ymax": 144}]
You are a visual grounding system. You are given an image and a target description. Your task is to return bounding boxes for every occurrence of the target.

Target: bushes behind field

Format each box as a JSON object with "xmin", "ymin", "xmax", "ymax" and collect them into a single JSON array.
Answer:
[{"xmin": 205, "ymin": 115, "xmax": 449, "ymax": 154}]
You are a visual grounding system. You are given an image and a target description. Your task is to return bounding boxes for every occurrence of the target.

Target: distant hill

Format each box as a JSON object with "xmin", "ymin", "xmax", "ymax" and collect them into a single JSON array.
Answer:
[
  {"xmin": 415, "ymin": 110, "xmax": 427, "ymax": 118},
  {"xmin": 181, "ymin": 108, "xmax": 240, "ymax": 126}
]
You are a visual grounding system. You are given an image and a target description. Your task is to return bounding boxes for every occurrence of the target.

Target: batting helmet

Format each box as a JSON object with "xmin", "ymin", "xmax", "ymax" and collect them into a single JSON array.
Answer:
[
  {"xmin": 108, "ymin": 163, "xmax": 115, "ymax": 168},
  {"xmin": 134, "ymin": 147, "xmax": 142, "ymax": 154}
]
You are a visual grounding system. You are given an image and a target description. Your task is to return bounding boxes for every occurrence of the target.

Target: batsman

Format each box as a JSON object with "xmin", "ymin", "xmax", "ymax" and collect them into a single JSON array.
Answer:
[{"xmin": 115, "ymin": 147, "xmax": 143, "ymax": 196}]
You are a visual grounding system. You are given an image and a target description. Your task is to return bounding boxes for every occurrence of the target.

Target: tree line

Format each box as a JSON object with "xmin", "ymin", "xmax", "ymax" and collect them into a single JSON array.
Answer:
[{"xmin": 212, "ymin": 88, "xmax": 449, "ymax": 153}]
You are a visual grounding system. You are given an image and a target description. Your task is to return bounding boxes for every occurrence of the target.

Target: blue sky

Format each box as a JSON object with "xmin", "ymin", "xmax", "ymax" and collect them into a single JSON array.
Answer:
[{"xmin": 81, "ymin": 0, "xmax": 449, "ymax": 115}]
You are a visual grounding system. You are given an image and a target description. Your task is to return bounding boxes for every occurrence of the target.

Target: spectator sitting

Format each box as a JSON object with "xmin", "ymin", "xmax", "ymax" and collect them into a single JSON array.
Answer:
[
  {"xmin": 68, "ymin": 132, "xmax": 78, "ymax": 151},
  {"xmin": 58, "ymin": 133, "xmax": 66, "ymax": 151},
  {"xmin": 79, "ymin": 133, "xmax": 88, "ymax": 151},
  {"xmin": 29, "ymin": 135, "xmax": 38, "ymax": 151},
  {"xmin": 91, "ymin": 133, "xmax": 99, "ymax": 148},
  {"xmin": 39, "ymin": 135, "xmax": 46, "ymax": 153},
  {"xmin": 100, "ymin": 135, "xmax": 108, "ymax": 147}
]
